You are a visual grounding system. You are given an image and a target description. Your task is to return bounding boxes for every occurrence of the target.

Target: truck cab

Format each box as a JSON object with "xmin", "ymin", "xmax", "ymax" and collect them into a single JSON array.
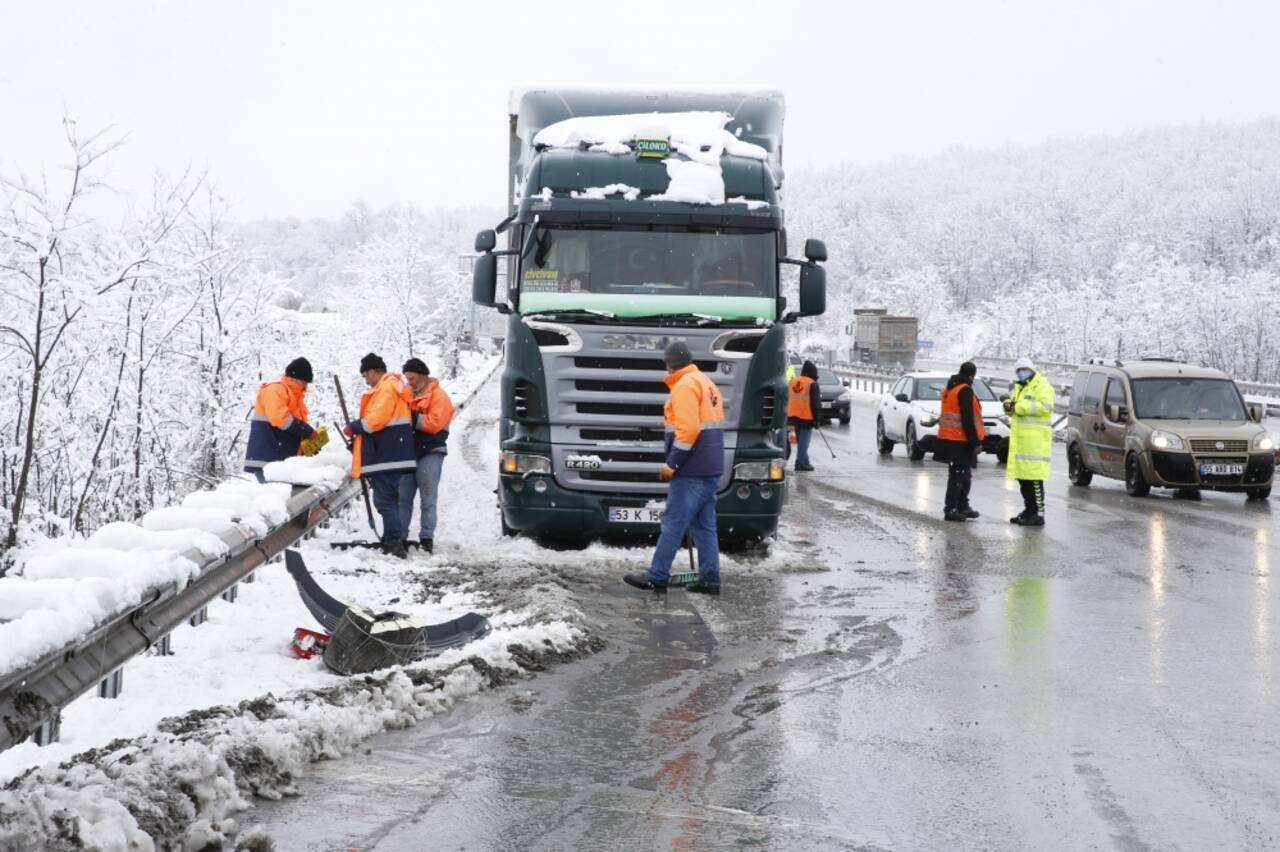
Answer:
[{"xmin": 472, "ymin": 90, "xmax": 827, "ymax": 545}]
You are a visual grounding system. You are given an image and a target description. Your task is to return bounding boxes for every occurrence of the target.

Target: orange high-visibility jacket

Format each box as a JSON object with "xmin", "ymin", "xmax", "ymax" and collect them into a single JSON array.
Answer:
[
  {"xmin": 244, "ymin": 376, "xmax": 312, "ymax": 471},
  {"xmin": 939, "ymin": 382, "xmax": 986, "ymax": 443},
  {"xmin": 409, "ymin": 377, "xmax": 454, "ymax": 457},
  {"xmin": 787, "ymin": 375, "xmax": 817, "ymax": 422},
  {"xmin": 663, "ymin": 364, "xmax": 725, "ymax": 476},
  {"xmin": 350, "ymin": 372, "xmax": 415, "ymax": 477}
]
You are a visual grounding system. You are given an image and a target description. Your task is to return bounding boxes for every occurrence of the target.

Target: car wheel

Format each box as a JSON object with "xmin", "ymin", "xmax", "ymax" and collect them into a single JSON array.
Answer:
[
  {"xmin": 1067, "ymin": 444, "xmax": 1092, "ymax": 486},
  {"xmin": 906, "ymin": 421, "xmax": 926, "ymax": 461},
  {"xmin": 876, "ymin": 417, "xmax": 894, "ymax": 455},
  {"xmin": 1247, "ymin": 486, "xmax": 1272, "ymax": 501},
  {"xmin": 1125, "ymin": 453, "xmax": 1151, "ymax": 497},
  {"xmin": 839, "ymin": 411, "xmax": 851, "ymax": 425},
  {"xmin": 996, "ymin": 447, "xmax": 1008, "ymax": 465}
]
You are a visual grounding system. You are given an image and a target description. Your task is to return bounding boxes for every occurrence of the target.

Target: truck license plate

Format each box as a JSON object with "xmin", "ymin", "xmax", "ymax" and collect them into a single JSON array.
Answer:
[
  {"xmin": 608, "ymin": 506, "xmax": 664, "ymax": 524},
  {"xmin": 1200, "ymin": 463, "xmax": 1244, "ymax": 476}
]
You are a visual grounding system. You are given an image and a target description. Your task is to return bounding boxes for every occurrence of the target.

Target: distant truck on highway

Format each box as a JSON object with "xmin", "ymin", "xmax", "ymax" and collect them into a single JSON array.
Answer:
[
  {"xmin": 851, "ymin": 309, "xmax": 917, "ymax": 370},
  {"xmin": 470, "ymin": 89, "xmax": 828, "ymax": 545}
]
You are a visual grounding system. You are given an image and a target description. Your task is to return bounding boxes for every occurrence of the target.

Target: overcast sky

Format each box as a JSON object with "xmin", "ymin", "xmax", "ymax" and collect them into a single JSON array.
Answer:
[{"xmin": 3, "ymin": 0, "xmax": 1278, "ymax": 219}]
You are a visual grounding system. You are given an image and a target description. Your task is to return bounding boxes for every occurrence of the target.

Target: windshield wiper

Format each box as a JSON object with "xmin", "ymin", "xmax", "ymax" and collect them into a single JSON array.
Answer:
[
  {"xmin": 630, "ymin": 312, "xmax": 726, "ymax": 327},
  {"xmin": 525, "ymin": 308, "xmax": 617, "ymax": 322}
]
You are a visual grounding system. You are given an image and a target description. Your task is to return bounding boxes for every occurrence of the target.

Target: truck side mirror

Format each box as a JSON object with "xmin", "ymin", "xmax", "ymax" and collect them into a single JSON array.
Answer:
[
  {"xmin": 1249, "ymin": 404, "xmax": 1263, "ymax": 423},
  {"xmin": 475, "ymin": 229, "xmax": 497, "ymax": 253},
  {"xmin": 473, "ymin": 252, "xmax": 498, "ymax": 307},
  {"xmin": 804, "ymin": 238, "xmax": 827, "ymax": 263},
  {"xmin": 798, "ymin": 264, "xmax": 825, "ymax": 317},
  {"xmin": 842, "ymin": 378, "xmax": 850, "ymax": 387}
]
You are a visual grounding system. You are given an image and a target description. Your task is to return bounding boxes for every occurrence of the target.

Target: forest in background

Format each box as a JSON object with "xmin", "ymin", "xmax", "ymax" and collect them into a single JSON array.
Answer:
[
  {"xmin": 5, "ymin": 116, "xmax": 1280, "ymax": 551},
  {"xmin": 787, "ymin": 118, "xmax": 1280, "ymax": 377}
]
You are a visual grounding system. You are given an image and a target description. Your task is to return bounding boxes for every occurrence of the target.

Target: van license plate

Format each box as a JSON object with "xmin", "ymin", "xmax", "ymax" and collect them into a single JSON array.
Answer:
[
  {"xmin": 609, "ymin": 506, "xmax": 664, "ymax": 523},
  {"xmin": 1200, "ymin": 463, "xmax": 1244, "ymax": 476}
]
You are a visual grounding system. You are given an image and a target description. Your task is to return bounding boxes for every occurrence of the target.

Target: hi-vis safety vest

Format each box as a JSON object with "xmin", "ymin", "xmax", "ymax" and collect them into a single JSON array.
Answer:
[
  {"xmin": 787, "ymin": 376, "xmax": 815, "ymax": 420},
  {"xmin": 244, "ymin": 376, "xmax": 313, "ymax": 471},
  {"xmin": 1006, "ymin": 371, "xmax": 1056, "ymax": 481},
  {"xmin": 938, "ymin": 383, "xmax": 986, "ymax": 443}
]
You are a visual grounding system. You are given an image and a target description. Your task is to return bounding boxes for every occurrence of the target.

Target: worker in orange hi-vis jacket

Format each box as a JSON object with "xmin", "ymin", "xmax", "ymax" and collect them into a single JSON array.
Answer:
[
  {"xmin": 343, "ymin": 353, "xmax": 416, "ymax": 558},
  {"xmin": 397, "ymin": 357, "xmax": 454, "ymax": 554},
  {"xmin": 243, "ymin": 358, "xmax": 318, "ymax": 483}
]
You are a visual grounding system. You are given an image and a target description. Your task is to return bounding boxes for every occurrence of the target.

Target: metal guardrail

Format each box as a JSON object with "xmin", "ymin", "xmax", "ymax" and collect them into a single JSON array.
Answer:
[{"xmin": 0, "ymin": 477, "xmax": 361, "ymax": 752}]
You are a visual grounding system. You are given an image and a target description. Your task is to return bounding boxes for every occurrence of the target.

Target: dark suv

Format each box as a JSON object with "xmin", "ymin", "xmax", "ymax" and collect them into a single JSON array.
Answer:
[{"xmin": 816, "ymin": 366, "xmax": 852, "ymax": 425}]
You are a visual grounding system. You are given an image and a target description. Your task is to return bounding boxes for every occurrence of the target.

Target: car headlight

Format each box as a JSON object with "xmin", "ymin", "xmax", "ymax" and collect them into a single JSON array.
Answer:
[
  {"xmin": 1255, "ymin": 434, "xmax": 1275, "ymax": 452},
  {"xmin": 837, "ymin": 391, "xmax": 851, "ymax": 402},
  {"xmin": 920, "ymin": 415, "xmax": 939, "ymax": 427},
  {"xmin": 1151, "ymin": 431, "xmax": 1185, "ymax": 451},
  {"xmin": 734, "ymin": 460, "xmax": 785, "ymax": 482},
  {"xmin": 500, "ymin": 452, "xmax": 551, "ymax": 475}
]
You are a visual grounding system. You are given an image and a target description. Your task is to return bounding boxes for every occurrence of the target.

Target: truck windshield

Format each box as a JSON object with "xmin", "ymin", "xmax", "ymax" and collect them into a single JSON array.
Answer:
[
  {"xmin": 1131, "ymin": 378, "xmax": 1248, "ymax": 421},
  {"xmin": 518, "ymin": 226, "xmax": 777, "ymax": 321}
]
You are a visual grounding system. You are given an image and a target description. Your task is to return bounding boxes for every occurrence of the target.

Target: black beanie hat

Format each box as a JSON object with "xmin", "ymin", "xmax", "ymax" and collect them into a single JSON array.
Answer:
[
  {"xmin": 402, "ymin": 357, "xmax": 429, "ymax": 376},
  {"xmin": 359, "ymin": 353, "xmax": 386, "ymax": 373},
  {"xmin": 285, "ymin": 357, "xmax": 314, "ymax": 383},
  {"xmin": 663, "ymin": 340, "xmax": 693, "ymax": 371}
]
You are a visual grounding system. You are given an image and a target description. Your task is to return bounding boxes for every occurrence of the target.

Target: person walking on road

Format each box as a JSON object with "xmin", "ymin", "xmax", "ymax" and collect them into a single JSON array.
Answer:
[
  {"xmin": 244, "ymin": 357, "xmax": 318, "ymax": 483},
  {"xmin": 1004, "ymin": 357, "xmax": 1055, "ymax": 526},
  {"xmin": 788, "ymin": 361, "xmax": 823, "ymax": 471},
  {"xmin": 344, "ymin": 353, "xmax": 416, "ymax": 558},
  {"xmin": 397, "ymin": 357, "xmax": 454, "ymax": 554},
  {"xmin": 938, "ymin": 361, "xmax": 985, "ymax": 522},
  {"xmin": 624, "ymin": 341, "xmax": 724, "ymax": 595}
]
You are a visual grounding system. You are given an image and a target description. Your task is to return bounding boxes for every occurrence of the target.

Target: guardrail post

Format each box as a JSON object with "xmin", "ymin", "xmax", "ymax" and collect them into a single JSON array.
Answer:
[
  {"xmin": 189, "ymin": 606, "xmax": 209, "ymax": 627},
  {"xmin": 98, "ymin": 668, "xmax": 124, "ymax": 699},
  {"xmin": 221, "ymin": 584, "xmax": 238, "ymax": 604},
  {"xmin": 33, "ymin": 715, "xmax": 60, "ymax": 746},
  {"xmin": 151, "ymin": 633, "xmax": 173, "ymax": 656}
]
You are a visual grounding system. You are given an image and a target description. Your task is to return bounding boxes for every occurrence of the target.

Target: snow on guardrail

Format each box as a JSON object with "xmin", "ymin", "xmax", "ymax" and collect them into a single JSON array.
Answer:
[{"xmin": 0, "ymin": 446, "xmax": 354, "ymax": 681}]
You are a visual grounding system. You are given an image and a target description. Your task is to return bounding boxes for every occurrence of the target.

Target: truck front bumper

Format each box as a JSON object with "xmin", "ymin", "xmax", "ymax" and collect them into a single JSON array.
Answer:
[{"xmin": 499, "ymin": 474, "xmax": 786, "ymax": 544}]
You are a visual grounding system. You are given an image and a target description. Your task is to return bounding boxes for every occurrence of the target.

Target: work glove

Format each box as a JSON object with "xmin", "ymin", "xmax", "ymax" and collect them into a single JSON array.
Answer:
[
  {"xmin": 1002, "ymin": 399, "xmax": 1014, "ymax": 414},
  {"xmin": 342, "ymin": 423, "xmax": 354, "ymax": 438},
  {"xmin": 658, "ymin": 465, "xmax": 676, "ymax": 481}
]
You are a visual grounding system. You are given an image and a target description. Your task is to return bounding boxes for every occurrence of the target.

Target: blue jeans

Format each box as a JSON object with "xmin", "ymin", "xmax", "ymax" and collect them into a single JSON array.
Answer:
[
  {"xmin": 647, "ymin": 474, "xmax": 721, "ymax": 586},
  {"xmin": 795, "ymin": 426, "xmax": 813, "ymax": 466},
  {"xmin": 398, "ymin": 453, "xmax": 445, "ymax": 540},
  {"xmin": 367, "ymin": 472, "xmax": 407, "ymax": 545}
]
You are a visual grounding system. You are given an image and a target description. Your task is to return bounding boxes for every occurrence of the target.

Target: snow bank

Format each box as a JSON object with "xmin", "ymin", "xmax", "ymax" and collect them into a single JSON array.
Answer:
[
  {"xmin": 0, "ymin": 451, "xmax": 352, "ymax": 680},
  {"xmin": 571, "ymin": 184, "xmax": 641, "ymax": 201}
]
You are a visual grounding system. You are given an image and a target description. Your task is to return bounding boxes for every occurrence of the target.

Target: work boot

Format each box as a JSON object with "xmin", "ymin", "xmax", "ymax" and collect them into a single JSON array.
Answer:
[
  {"xmin": 1012, "ymin": 513, "xmax": 1045, "ymax": 527},
  {"xmin": 1009, "ymin": 511, "xmax": 1032, "ymax": 524},
  {"xmin": 959, "ymin": 506, "xmax": 980, "ymax": 519},
  {"xmin": 384, "ymin": 541, "xmax": 409, "ymax": 559},
  {"xmin": 944, "ymin": 510, "xmax": 968, "ymax": 522},
  {"xmin": 685, "ymin": 581, "xmax": 721, "ymax": 596},
  {"xmin": 419, "ymin": 538, "xmax": 434, "ymax": 553},
  {"xmin": 623, "ymin": 573, "xmax": 667, "ymax": 593}
]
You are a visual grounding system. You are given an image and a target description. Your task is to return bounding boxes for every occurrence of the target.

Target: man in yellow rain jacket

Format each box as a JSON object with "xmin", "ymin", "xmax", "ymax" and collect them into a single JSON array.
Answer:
[
  {"xmin": 1004, "ymin": 357, "xmax": 1055, "ymax": 526},
  {"xmin": 343, "ymin": 353, "xmax": 416, "ymax": 557},
  {"xmin": 624, "ymin": 341, "xmax": 725, "ymax": 595}
]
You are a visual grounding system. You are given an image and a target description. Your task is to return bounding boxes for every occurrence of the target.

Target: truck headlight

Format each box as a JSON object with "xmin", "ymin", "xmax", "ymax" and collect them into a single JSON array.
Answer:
[
  {"xmin": 1151, "ymin": 431, "xmax": 1184, "ymax": 451},
  {"xmin": 500, "ymin": 452, "xmax": 551, "ymax": 475},
  {"xmin": 734, "ymin": 460, "xmax": 785, "ymax": 481},
  {"xmin": 1255, "ymin": 434, "xmax": 1275, "ymax": 452}
]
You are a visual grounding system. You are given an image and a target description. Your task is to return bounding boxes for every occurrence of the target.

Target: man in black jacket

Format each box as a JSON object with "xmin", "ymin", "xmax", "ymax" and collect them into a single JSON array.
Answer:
[{"xmin": 937, "ymin": 361, "xmax": 984, "ymax": 522}]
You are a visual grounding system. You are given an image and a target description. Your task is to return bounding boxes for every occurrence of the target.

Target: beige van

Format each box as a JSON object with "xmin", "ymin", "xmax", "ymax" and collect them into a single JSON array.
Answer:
[{"xmin": 1064, "ymin": 359, "xmax": 1275, "ymax": 499}]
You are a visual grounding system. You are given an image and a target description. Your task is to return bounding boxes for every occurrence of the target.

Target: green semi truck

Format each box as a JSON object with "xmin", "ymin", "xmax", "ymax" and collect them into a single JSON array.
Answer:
[{"xmin": 471, "ymin": 89, "xmax": 827, "ymax": 545}]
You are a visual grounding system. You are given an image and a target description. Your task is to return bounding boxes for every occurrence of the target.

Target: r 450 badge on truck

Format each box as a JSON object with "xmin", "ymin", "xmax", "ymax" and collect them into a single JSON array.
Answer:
[{"xmin": 565, "ymin": 455, "xmax": 602, "ymax": 470}]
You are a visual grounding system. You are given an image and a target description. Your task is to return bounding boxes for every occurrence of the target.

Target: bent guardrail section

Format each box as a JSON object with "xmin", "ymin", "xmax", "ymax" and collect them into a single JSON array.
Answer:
[{"xmin": 0, "ymin": 477, "xmax": 362, "ymax": 753}]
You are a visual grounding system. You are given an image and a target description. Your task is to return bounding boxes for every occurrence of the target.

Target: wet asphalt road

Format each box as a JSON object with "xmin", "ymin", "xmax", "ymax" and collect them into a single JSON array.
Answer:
[{"xmin": 249, "ymin": 396, "xmax": 1280, "ymax": 851}]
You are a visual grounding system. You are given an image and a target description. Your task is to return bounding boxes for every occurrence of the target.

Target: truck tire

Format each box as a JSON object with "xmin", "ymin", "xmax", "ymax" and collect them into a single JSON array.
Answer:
[
  {"xmin": 1068, "ymin": 444, "xmax": 1092, "ymax": 486},
  {"xmin": 1125, "ymin": 453, "xmax": 1151, "ymax": 497},
  {"xmin": 876, "ymin": 417, "xmax": 894, "ymax": 455},
  {"xmin": 1247, "ymin": 486, "xmax": 1272, "ymax": 501}
]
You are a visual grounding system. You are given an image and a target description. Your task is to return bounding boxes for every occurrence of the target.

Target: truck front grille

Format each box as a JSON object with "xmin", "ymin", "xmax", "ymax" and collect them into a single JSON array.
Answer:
[
  {"xmin": 574, "ymin": 356, "xmax": 717, "ymax": 372},
  {"xmin": 575, "ymin": 379, "xmax": 669, "ymax": 395},
  {"xmin": 576, "ymin": 402, "xmax": 665, "ymax": 417}
]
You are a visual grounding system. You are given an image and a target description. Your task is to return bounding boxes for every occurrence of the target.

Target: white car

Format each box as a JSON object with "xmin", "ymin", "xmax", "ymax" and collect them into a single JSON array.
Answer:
[{"xmin": 875, "ymin": 372, "xmax": 1011, "ymax": 462}]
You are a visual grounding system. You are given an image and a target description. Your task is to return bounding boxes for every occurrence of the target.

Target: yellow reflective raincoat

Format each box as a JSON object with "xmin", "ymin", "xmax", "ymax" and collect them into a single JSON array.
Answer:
[{"xmin": 1005, "ymin": 372, "xmax": 1055, "ymax": 481}]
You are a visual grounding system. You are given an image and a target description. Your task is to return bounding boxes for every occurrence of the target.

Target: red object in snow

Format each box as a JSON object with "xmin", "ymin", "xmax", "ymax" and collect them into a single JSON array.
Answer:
[{"xmin": 291, "ymin": 627, "xmax": 330, "ymax": 659}]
